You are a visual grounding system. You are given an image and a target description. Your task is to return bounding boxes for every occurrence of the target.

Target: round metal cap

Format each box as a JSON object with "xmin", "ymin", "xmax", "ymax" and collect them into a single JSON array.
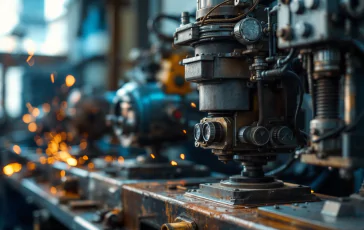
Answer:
[
  {"xmin": 250, "ymin": 126, "xmax": 270, "ymax": 146},
  {"xmin": 202, "ymin": 122, "xmax": 223, "ymax": 143},
  {"xmin": 234, "ymin": 17, "xmax": 263, "ymax": 45},
  {"xmin": 194, "ymin": 123, "xmax": 203, "ymax": 141},
  {"xmin": 272, "ymin": 126, "xmax": 295, "ymax": 145}
]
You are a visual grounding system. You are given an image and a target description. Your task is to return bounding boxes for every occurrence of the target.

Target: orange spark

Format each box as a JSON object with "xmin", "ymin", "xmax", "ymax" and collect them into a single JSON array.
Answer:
[
  {"xmin": 59, "ymin": 142, "xmax": 68, "ymax": 151},
  {"xmin": 60, "ymin": 170, "xmax": 66, "ymax": 177},
  {"xmin": 50, "ymin": 187, "xmax": 57, "ymax": 195},
  {"xmin": 191, "ymin": 102, "xmax": 197, "ymax": 108},
  {"xmin": 13, "ymin": 163, "xmax": 22, "ymax": 173},
  {"xmin": 82, "ymin": 155, "xmax": 88, "ymax": 160},
  {"xmin": 47, "ymin": 157, "xmax": 55, "ymax": 165},
  {"xmin": 26, "ymin": 54, "xmax": 35, "ymax": 66},
  {"xmin": 150, "ymin": 154, "xmax": 155, "ymax": 159},
  {"xmin": 13, "ymin": 145, "xmax": 21, "ymax": 154},
  {"xmin": 118, "ymin": 156, "xmax": 124, "ymax": 164},
  {"xmin": 104, "ymin": 156, "xmax": 113, "ymax": 163},
  {"xmin": 182, "ymin": 130, "xmax": 187, "ymax": 134},
  {"xmin": 40, "ymin": 156, "xmax": 46, "ymax": 164},
  {"xmin": 66, "ymin": 158, "xmax": 77, "ymax": 166},
  {"xmin": 3, "ymin": 165, "xmax": 14, "ymax": 176},
  {"xmin": 171, "ymin": 161, "xmax": 178, "ymax": 166},
  {"xmin": 27, "ymin": 162, "xmax": 36, "ymax": 171},
  {"xmin": 65, "ymin": 75, "xmax": 76, "ymax": 87},
  {"xmin": 50, "ymin": 73, "xmax": 55, "ymax": 83},
  {"xmin": 28, "ymin": 122, "xmax": 37, "ymax": 132},
  {"xmin": 32, "ymin": 108, "xmax": 40, "ymax": 117},
  {"xmin": 88, "ymin": 162, "xmax": 94, "ymax": 169},
  {"xmin": 3, "ymin": 163, "xmax": 22, "ymax": 176},
  {"xmin": 180, "ymin": 153, "xmax": 185, "ymax": 160},
  {"xmin": 3, "ymin": 165, "xmax": 13, "ymax": 176},
  {"xmin": 22, "ymin": 114, "xmax": 32, "ymax": 123}
]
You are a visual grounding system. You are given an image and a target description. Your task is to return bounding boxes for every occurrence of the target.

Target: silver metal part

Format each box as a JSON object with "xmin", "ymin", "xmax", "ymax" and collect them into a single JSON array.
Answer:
[{"xmin": 234, "ymin": 17, "xmax": 263, "ymax": 45}]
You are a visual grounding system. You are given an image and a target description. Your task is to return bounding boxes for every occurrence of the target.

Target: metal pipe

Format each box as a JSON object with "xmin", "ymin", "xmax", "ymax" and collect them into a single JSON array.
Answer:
[
  {"xmin": 107, "ymin": 0, "xmax": 121, "ymax": 91},
  {"xmin": 257, "ymin": 80, "xmax": 265, "ymax": 126},
  {"xmin": 161, "ymin": 222, "xmax": 194, "ymax": 230}
]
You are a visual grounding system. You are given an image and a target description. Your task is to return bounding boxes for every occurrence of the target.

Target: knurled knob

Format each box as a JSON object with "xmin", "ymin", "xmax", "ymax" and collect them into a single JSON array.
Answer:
[
  {"xmin": 202, "ymin": 122, "xmax": 223, "ymax": 143},
  {"xmin": 272, "ymin": 126, "xmax": 295, "ymax": 145}
]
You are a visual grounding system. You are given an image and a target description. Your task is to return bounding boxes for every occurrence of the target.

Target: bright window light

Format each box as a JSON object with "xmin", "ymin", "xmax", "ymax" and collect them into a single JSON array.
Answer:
[
  {"xmin": 44, "ymin": 0, "xmax": 67, "ymax": 21},
  {"xmin": 6, "ymin": 67, "xmax": 23, "ymax": 118},
  {"xmin": 0, "ymin": 0, "xmax": 21, "ymax": 36}
]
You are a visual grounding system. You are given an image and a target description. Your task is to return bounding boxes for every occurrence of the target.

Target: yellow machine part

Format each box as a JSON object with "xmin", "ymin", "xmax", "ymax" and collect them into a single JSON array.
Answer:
[{"xmin": 157, "ymin": 53, "xmax": 192, "ymax": 95}]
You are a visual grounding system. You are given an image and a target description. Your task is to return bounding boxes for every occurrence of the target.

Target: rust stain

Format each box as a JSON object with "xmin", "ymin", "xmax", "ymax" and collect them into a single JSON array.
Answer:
[{"xmin": 165, "ymin": 201, "xmax": 173, "ymax": 223}]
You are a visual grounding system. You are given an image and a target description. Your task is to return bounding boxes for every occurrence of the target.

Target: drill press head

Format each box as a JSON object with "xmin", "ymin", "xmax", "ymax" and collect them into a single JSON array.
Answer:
[{"xmin": 175, "ymin": 0, "xmax": 300, "ymax": 184}]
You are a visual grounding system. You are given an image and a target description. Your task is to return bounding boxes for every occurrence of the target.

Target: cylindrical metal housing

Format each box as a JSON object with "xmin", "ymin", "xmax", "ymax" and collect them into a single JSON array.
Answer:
[
  {"xmin": 196, "ymin": 0, "xmax": 238, "ymax": 20},
  {"xmin": 199, "ymin": 80, "xmax": 251, "ymax": 111}
]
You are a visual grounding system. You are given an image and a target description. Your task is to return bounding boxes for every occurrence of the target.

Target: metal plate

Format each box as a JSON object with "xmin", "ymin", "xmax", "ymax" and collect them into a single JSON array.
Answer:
[
  {"xmin": 186, "ymin": 182, "xmax": 318, "ymax": 206},
  {"xmin": 122, "ymin": 182, "xmax": 327, "ymax": 230},
  {"xmin": 259, "ymin": 199, "xmax": 364, "ymax": 230}
]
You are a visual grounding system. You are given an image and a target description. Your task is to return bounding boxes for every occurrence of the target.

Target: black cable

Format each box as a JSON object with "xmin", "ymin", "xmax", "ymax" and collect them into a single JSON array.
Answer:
[
  {"xmin": 148, "ymin": 14, "xmax": 181, "ymax": 42},
  {"xmin": 300, "ymin": 130, "xmax": 309, "ymax": 144},
  {"xmin": 345, "ymin": 110, "xmax": 364, "ymax": 132},
  {"xmin": 200, "ymin": 0, "xmax": 231, "ymax": 26},
  {"xmin": 257, "ymin": 81, "xmax": 265, "ymax": 126},
  {"xmin": 313, "ymin": 110, "xmax": 364, "ymax": 143},
  {"xmin": 284, "ymin": 71, "xmax": 305, "ymax": 145},
  {"xmin": 312, "ymin": 126, "xmax": 345, "ymax": 143},
  {"xmin": 199, "ymin": 0, "xmax": 260, "ymax": 25},
  {"xmin": 278, "ymin": 48, "xmax": 296, "ymax": 67}
]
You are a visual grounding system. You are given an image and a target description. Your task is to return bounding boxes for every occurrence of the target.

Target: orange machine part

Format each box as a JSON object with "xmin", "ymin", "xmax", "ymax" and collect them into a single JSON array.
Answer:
[{"xmin": 157, "ymin": 53, "xmax": 192, "ymax": 95}]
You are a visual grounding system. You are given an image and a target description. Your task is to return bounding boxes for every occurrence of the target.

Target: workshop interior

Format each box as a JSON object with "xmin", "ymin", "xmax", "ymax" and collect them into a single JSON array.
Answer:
[{"xmin": 0, "ymin": 0, "xmax": 363, "ymax": 229}]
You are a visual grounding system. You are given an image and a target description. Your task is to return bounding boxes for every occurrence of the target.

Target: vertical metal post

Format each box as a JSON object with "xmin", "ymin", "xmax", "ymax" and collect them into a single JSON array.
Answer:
[{"xmin": 107, "ymin": 0, "xmax": 122, "ymax": 91}]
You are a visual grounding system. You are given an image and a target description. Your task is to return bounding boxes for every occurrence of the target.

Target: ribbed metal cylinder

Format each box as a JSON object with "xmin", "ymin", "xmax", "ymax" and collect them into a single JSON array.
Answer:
[{"xmin": 315, "ymin": 78, "xmax": 339, "ymax": 119}]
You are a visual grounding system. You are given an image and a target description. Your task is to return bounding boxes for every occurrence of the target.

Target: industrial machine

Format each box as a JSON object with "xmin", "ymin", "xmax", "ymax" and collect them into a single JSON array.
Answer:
[
  {"xmin": 276, "ymin": 0, "xmax": 364, "ymax": 175},
  {"xmin": 107, "ymin": 45, "xmax": 210, "ymax": 179},
  {"xmin": 66, "ymin": 89, "xmax": 113, "ymax": 158},
  {"xmin": 2, "ymin": 1, "xmax": 364, "ymax": 230},
  {"xmin": 119, "ymin": 0, "xmax": 364, "ymax": 229},
  {"xmin": 171, "ymin": 0, "xmax": 314, "ymax": 205}
]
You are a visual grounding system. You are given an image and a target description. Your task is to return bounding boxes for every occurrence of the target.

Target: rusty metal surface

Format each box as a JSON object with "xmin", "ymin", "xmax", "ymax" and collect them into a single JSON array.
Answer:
[
  {"xmin": 259, "ymin": 198, "xmax": 364, "ymax": 230},
  {"xmin": 48, "ymin": 159, "xmax": 222, "ymax": 210},
  {"xmin": 122, "ymin": 182, "xmax": 324, "ymax": 230},
  {"xmin": 2, "ymin": 149, "xmax": 225, "ymax": 229},
  {"xmin": 5, "ymin": 176, "xmax": 105, "ymax": 230}
]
